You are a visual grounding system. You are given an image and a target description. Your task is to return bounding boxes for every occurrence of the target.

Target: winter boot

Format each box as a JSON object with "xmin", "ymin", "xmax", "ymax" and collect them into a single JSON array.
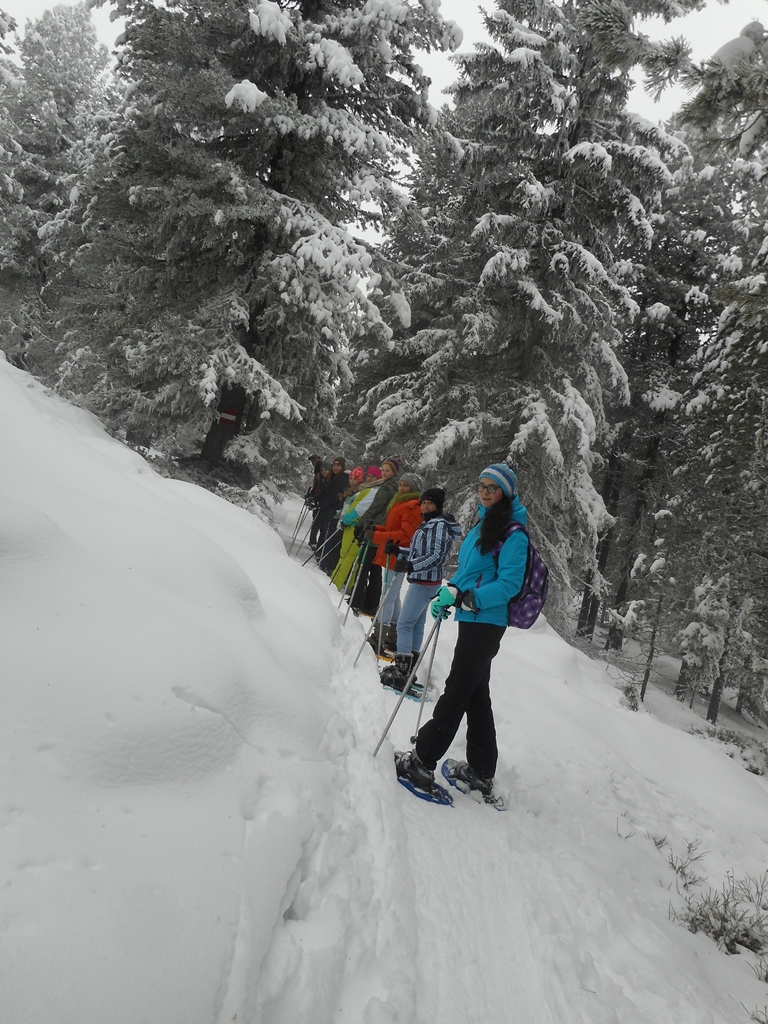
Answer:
[
  {"xmin": 395, "ymin": 750, "xmax": 452, "ymax": 804},
  {"xmin": 390, "ymin": 654, "xmax": 423, "ymax": 696},
  {"xmin": 383, "ymin": 622, "xmax": 398, "ymax": 653},
  {"xmin": 380, "ymin": 652, "xmax": 410, "ymax": 691},
  {"xmin": 394, "ymin": 749, "xmax": 434, "ymax": 787},
  {"xmin": 367, "ymin": 622, "xmax": 391, "ymax": 657},
  {"xmin": 380, "ymin": 652, "xmax": 420, "ymax": 693},
  {"xmin": 444, "ymin": 760, "xmax": 494, "ymax": 798},
  {"xmin": 397, "ymin": 651, "xmax": 421, "ymax": 692}
]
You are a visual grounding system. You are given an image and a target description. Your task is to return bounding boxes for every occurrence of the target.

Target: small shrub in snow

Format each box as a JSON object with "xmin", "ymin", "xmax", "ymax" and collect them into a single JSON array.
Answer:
[
  {"xmin": 622, "ymin": 680, "xmax": 639, "ymax": 711},
  {"xmin": 649, "ymin": 833, "xmax": 669, "ymax": 852},
  {"xmin": 667, "ymin": 839, "xmax": 706, "ymax": 891},
  {"xmin": 673, "ymin": 872, "xmax": 768, "ymax": 955}
]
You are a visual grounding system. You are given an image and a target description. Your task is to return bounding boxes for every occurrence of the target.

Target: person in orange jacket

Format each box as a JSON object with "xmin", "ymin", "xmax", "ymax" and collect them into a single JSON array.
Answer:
[{"xmin": 369, "ymin": 472, "xmax": 423, "ymax": 653}]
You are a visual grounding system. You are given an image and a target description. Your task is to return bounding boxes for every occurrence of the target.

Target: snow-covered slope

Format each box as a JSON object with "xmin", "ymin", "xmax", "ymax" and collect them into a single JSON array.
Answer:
[{"xmin": 2, "ymin": 352, "xmax": 768, "ymax": 1024}]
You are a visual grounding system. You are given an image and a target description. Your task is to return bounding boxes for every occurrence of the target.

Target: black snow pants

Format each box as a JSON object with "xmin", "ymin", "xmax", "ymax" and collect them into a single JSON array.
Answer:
[{"xmin": 415, "ymin": 621, "xmax": 506, "ymax": 780}]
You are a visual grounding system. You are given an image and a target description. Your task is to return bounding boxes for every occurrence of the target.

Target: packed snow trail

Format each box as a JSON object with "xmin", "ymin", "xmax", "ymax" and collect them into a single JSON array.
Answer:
[{"xmin": 294, "ymin": 511, "xmax": 768, "ymax": 1024}]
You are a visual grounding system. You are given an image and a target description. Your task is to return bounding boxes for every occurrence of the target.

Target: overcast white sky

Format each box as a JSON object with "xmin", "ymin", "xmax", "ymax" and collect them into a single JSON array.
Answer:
[{"xmin": 4, "ymin": 0, "xmax": 768, "ymax": 120}]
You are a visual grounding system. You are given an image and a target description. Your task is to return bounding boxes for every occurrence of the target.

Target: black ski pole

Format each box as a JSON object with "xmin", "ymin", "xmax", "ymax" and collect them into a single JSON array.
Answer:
[
  {"xmin": 300, "ymin": 525, "xmax": 336, "ymax": 567},
  {"xmin": 412, "ymin": 620, "xmax": 441, "ymax": 738},
  {"xmin": 377, "ymin": 564, "xmax": 390, "ymax": 654},
  {"xmin": 352, "ymin": 573, "xmax": 399, "ymax": 668},
  {"xmin": 372, "ymin": 615, "xmax": 443, "ymax": 758},
  {"xmin": 343, "ymin": 539, "xmax": 370, "ymax": 625},
  {"xmin": 287, "ymin": 503, "xmax": 310, "ymax": 556},
  {"xmin": 323, "ymin": 519, "xmax": 345, "ymax": 583},
  {"xmin": 336, "ymin": 542, "xmax": 365, "ymax": 607},
  {"xmin": 298, "ymin": 520, "xmax": 312, "ymax": 551},
  {"xmin": 330, "ymin": 543, "xmax": 354, "ymax": 588}
]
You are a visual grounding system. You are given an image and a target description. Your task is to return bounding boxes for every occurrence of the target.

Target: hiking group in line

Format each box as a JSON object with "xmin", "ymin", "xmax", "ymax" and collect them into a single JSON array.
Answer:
[{"xmin": 296, "ymin": 454, "xmax": 545, "ymax": 805}]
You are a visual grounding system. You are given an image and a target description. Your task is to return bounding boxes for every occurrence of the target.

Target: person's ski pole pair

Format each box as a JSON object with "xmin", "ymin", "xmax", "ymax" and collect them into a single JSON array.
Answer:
[
  {"xmin": 342, "ymin": 529, "xmax": 375, "ymax": 624},
  {"xmin": 372, "ymin": 618, "xmax": 442, "ymax": 758},
  {"xmin": 300, "ymin": 523, "xmax": 340, "ymax": 568},
  {"xmin": 287, "ymin": 501, "xmax": 312, "ymax": 556},
  {"xmin": 335, "ymin": 540, "xmax": 365, "ymax": 605},
  {"xmin": 352, "ymin": 571, "xmax": 401, "ymax": 667}
]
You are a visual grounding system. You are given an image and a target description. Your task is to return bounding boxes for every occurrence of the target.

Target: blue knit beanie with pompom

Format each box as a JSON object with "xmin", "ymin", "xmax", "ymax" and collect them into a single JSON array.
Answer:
[{"xmin": 479, "ymin": 463, "xmax": 517, "ymax": 498}]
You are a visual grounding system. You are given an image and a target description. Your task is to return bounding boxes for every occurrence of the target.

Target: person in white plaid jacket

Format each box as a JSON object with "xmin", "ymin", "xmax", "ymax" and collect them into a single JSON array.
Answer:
[{"xmin": 380, "ymin": 488, "xmax": 462, "ymax": 691}]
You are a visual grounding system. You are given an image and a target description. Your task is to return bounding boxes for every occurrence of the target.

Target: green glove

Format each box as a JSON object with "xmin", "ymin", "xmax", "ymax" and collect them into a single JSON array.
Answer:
[{"xmin": 430, "ymin": 584, "xmax": 460, "ymax": 620}]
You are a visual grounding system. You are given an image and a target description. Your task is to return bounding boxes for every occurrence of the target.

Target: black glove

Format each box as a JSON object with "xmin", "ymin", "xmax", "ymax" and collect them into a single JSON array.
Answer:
[
  {"xmin": 305, "ymin": 497, "xmax": 319, "ymax": 510},
  {"xmin": 353, "ymin": 523, "xmax": 364, "ymax": 543},
  {"xmin": 383, "ymin": 539, "xmax": 400, "ymax": 556},
  {"xmin": 363, "ymin": 524, "xmax": 376, "ymax": 542},
  {"xmin": 457, "ymin": 589, "xmax": 477, "ymax": 612},
  {"xmin": 394, "ymin": 557, "xmax": 413, "ymax": 573}
]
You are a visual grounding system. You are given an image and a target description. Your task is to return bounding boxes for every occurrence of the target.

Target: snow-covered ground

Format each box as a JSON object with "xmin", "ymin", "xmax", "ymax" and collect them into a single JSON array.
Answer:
[{"xmin": 3, "ymin": 351, "xmax": 768, "ymax": 1024}]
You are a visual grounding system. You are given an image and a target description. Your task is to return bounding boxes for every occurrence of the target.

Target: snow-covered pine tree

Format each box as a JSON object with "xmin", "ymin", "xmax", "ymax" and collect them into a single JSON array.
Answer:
[
  {"xmin": 673, "ymin": 38, "xmax": 768, "ymax": 673},
  {"xmin": 594, "ymin": 134, "xmax": 767, "ymax": 653},
  {"xmin": 678, "ymin": 19, "xmax": 768, "ymax": 157},
  {"xmin": 676, "ymin": 574, "xmax": 730, "ymax": 709},
  {"xmin": 353, "ymin": 0, "xmax": 702, "ymax": 632},
  {"xmin": 617, "ymin": 504, "xmax": 676, "ymax": 702},
  {"xmin": 728, "ymin": 600, "xmax": 768, "ymax": 723},
  {"xmin": 704, "ymin": 596, "xmax": 765, "ymax": 724},
  {"xmin": 0, "ymin": 7, "xmax": 13, "ymax": 48},
  {"xmin": 0, "ymin": 3, "xmax": 109, "ymax": 366},
  {"xmin": 0, "ymin": 7, "xmax": 21, "ymax": 332},
  {"xmin": 42, "ymin": 0, "xmax": 460, "ymax": 486}
]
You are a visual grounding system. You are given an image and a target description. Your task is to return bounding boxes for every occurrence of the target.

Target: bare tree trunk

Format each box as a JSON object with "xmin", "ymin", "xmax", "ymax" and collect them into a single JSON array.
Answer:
[
  {"xmin": 577, "ymin": 449, "xmax": 623, "ymax": 639},
  {"xmin": 707, "ymin": 635, "xmax": 730, "ymax": 725},
  {"xmin": 605, "ymin": 572, "xmax": 630, "ymax": 651},
  {"xmin": 200, "ymin": 384, "xmax": 247, "ymax": 467},
  {"xmin": 606, "ymin": 434, "xmax": 661, "ymax": 651},
  {"xmin": 706, "ymin": 666, "xmax": 725, "ymax": 724},
  {"xmin": 675, "ymin": 659, "xmax": 692, "ymax": 702},
  {"xmin": 640, "ymin": 593, "xmax": 664, "ymax": 703}
]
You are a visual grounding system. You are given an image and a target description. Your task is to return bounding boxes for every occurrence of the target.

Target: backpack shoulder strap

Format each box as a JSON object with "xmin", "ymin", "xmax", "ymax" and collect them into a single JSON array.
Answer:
[{"xmin": 493, "ymin": 521, "xmax": 529, "ymax": 559}]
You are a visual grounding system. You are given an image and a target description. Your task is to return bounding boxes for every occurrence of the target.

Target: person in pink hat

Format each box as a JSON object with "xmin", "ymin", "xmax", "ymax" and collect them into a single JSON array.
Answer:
[{"xmin": 350, "ymin": 457, "xmax": 401, "ymax": 615}]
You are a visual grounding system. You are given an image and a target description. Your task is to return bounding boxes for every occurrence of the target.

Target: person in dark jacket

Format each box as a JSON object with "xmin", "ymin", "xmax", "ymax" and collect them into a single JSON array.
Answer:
[
  {"xmin": 315, "ymin": 457, "xmax": 349, "ymax": 562},
  {"xmin": 321, "ymin": 465, "xmax": 363, "ymax": 574},
  {"xmin": 350, "ymin": 457, "xmax": 400, "ymax": 615},
  {"xmin": 395, "ymin": 463, "xmax": 529, "ymax": 801},
  {"xmin": 306, "ymin": 455, "xmax": 324, "ymax": 549}
]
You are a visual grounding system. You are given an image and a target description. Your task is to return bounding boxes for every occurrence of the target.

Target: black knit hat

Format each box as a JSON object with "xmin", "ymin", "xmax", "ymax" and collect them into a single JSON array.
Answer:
[{"xmin": 420, "ymin": 487, "xmax": 445, "ymax": 511}]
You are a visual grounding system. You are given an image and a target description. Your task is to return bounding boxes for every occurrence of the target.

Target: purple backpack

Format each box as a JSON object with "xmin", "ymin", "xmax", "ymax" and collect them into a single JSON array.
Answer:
[{"xmin": 493, "ymin": 523, "xmax": 549, "ymax": 629}]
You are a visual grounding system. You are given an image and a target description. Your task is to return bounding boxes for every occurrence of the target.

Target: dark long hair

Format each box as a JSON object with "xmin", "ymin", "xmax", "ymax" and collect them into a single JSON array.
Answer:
[{"xmin": 477, "ymin": 495, "xmax": 513, "ymax": 554}]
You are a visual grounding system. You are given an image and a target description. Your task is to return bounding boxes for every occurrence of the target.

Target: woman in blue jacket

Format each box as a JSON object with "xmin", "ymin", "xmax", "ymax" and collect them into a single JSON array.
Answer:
[{"xmin": 396, "ymin": 463, "xmax": 528, "ymax": 800}]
